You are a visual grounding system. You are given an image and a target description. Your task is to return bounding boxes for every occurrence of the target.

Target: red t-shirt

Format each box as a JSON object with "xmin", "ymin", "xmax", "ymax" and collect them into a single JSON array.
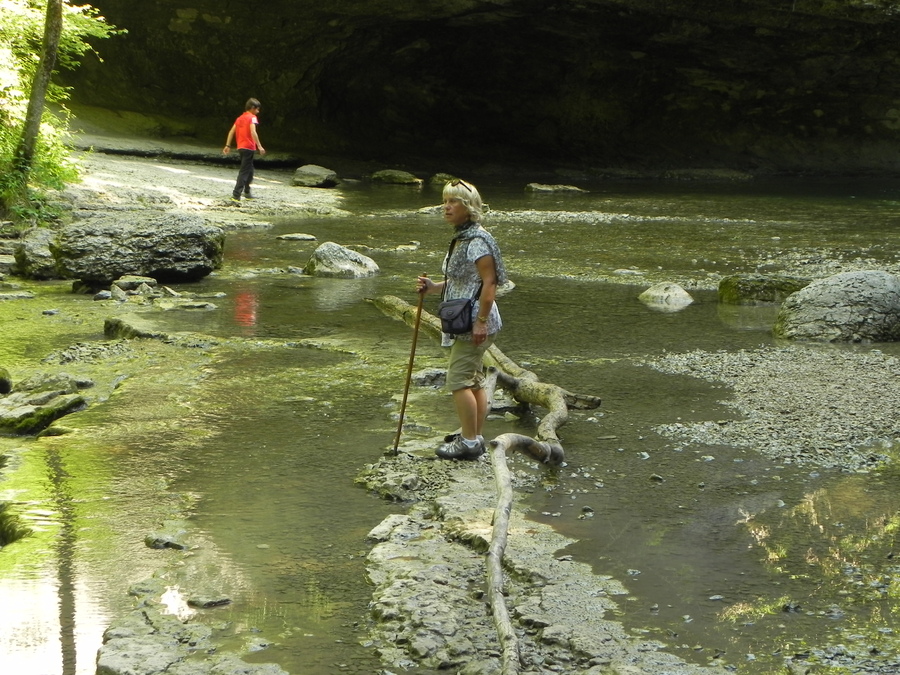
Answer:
[{"xmin": 234, "ymin": 111, "xmax": 258, "ymax": 151}]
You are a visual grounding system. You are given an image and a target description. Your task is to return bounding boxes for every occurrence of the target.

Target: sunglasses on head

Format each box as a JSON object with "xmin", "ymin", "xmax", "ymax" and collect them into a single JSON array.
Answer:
[{"xmin": 450, "ymin": 179, "xmax": 472, "ymax": 192}]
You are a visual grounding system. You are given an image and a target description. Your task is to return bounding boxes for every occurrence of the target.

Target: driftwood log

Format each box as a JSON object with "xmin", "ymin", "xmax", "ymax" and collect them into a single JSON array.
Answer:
[
  {"xmin": 372, "ymin": 294, "xmax": 602, "ymax": 674},
  {"xmin": 487, "ymin": 435, "xmax": 520, "ymax": 674}
]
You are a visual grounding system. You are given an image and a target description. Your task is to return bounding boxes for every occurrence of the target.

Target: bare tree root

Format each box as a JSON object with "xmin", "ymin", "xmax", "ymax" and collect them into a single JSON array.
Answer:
[{"xmin": 487, "ymin": 438, "xmax": 521, "ymax": 674}]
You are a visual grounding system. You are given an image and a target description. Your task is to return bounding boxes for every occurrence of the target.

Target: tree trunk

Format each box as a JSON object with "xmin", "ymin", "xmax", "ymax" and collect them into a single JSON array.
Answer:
[{"xmin": 15, "ymin": 0, "xmax": 64, "ymax": 172}]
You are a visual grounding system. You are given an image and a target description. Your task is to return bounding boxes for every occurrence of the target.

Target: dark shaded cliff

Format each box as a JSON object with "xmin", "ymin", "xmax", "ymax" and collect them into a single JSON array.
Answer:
[{"xmin": 61, "ymin": 0, "xmax": 900, "ymax": 173}]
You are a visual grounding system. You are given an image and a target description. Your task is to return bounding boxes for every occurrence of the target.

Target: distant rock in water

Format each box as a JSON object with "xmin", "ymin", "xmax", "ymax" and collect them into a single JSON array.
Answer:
[
  {"xmin": 277, "ymin": 232, "xmax": 317, "ymax": 241},
  {"xmin": 304, "ymin": 241, "xmax": 379, "ymax": 278},
  {"xmin": 774, "ymin": 270, "xmax": 900, "ymax": 342},
  {"xmin": 638, "ymin": 282, "xmax": 693, "ymax": 312},
  {"xmin": 292, "ymin": 164, "xmax": 338, "ymax": 188},
  {"xmin": 719, "ymin": 274, "xmax": 810, "ymax": 305},
  {"xmin": 524, "ymin": 183, "xmax": 587, "ymax": 193},
  {"xmin": 370, "ymin": 170, "xmax": 422, "ymax": 186}
]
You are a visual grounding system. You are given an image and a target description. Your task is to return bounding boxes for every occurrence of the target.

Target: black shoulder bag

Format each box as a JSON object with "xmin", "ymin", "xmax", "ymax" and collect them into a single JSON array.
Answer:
[{"xmin": 437, "ymin": 237, "xmax": 482, "ymax": 335}]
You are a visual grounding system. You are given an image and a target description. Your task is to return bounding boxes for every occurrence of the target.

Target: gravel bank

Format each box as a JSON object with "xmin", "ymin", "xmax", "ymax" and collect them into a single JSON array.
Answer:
[{"xmin": 645, "ymin": 344, "xmax": 900, "ymax": 471}]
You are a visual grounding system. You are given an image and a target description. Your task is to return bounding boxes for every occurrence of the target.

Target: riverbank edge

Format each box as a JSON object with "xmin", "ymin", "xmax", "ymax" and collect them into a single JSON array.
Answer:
[{"xmin": 71, "ymin": 128, "xmax": 900, "ymax": 184}]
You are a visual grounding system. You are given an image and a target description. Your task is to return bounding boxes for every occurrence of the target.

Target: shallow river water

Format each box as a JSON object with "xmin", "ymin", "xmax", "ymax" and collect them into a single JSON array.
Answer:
[{"xmin": 3, "ymin": 173, "xmax": 900, "ymax": 674}]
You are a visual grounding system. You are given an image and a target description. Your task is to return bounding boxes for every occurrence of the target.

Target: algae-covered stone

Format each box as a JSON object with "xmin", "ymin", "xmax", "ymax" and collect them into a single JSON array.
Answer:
[
  {"xmin": 370, "ymin": 169, "xmax": 423, "ymax": 186},
  {"xmin": 0, "ymin": 393, "xmax": 86, "ymax": 434},
  {"xmin": 113, "ymin": 275, "xmax": 158, "ymax": 291},
  {"xmin": 429, "ymin": 173, "xmax": 458, "ymax": 186},
  {"xmin": 718, "ymin": 274, "xmax": 810, "ymax": 305},
  {"xmin": 145, "ymin": 519, "xmax": 190, "ymax": 550},
  {"xmin": 0, "ymin": 367, "xmax": 10, "ymax": 395}
]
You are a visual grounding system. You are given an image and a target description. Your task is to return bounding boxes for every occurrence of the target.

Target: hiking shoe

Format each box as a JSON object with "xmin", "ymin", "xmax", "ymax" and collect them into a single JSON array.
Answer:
[
  {"xmin": 444, "ymin": 432, "xmax": 486, "ymax": 448},
  {"xmin": 229, "ymin": 196, "xmax": 242, "ymax": 205},
  {"xmin": 243, "ymin": 191, "xmax": 255, "ymax": 200},
  {"xmin": 436, "ymin": 436, "xmax": 484, "ymax": 460}
]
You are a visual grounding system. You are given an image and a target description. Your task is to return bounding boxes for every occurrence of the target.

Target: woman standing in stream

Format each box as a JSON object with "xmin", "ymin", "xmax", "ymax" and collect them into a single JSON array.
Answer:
[{"xmin": 417, "ymin": 179, "xmax": 508, "ymax": 460}]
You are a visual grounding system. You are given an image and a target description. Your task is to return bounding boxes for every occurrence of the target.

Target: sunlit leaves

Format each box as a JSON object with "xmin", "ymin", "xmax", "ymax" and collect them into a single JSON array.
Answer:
[{"xmin": 0, "ymin": 0, "xmax": 120, "ymax": 222}]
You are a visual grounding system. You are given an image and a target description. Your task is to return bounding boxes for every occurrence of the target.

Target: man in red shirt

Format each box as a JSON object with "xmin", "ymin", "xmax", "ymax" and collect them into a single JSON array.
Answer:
[{"xmin": 223, "ymin": 98, "xmax": 266, "ymax": 203}]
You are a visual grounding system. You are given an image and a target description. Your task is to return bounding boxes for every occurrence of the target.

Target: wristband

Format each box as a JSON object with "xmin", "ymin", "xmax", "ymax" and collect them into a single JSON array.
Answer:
[{"xmin": 477, "ymin": 315, "xmax": 488, "ymax": 323}]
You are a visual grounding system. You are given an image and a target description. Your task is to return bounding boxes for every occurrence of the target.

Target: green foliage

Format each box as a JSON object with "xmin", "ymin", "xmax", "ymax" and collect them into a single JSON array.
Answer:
[{"xmin": 0, "ymin": 0, "xmax": 121, "ymax": 224}]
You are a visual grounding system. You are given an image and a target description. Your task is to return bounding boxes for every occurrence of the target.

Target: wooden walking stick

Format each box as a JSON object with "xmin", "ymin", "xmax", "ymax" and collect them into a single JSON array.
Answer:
[{"xmin": 392, "ymin": 275, "xmax": 427, "ymax": 454}]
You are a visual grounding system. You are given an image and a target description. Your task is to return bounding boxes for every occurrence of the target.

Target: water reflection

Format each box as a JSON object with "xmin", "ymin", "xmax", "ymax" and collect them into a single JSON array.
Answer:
[
  {"xmin": 311, "ymin": 277, "xmax": 380, "ymax": 311},
  {"xmin": 233, "ymin": 288, "xmax": 259, "ymax": 332},
  {"xmin": 44, "ymin": 447, "xmax": 78, "ymax": 675}
]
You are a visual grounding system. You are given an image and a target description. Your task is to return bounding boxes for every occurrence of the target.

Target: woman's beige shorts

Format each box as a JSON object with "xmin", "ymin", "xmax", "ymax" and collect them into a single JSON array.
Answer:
[{"xmin": 446, "ymin": 335, "xmax": 495, "ymax": 391}]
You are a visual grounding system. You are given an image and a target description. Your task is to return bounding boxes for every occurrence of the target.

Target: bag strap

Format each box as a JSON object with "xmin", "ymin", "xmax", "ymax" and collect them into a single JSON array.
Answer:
[{"xmin": 441, "ymin": 236, "xmax": 482, "ymax": 302}]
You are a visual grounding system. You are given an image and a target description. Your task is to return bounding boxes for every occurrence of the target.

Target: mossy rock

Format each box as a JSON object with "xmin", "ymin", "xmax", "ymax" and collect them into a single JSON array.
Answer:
[
  {"xmin": 370, "ymin": 169, "xmax": 423, "ymax": 186},
  {"xmin": 0, "ymin": 367, "xmax": 11, "ymax": 395},
  {"xmin": 718, "ymin": 274, "xmax": 811, "ymax": 305},
  {"xmin": 0, "ymin": 393, "xmax": 87, "ymax": 434},
  {"xmin": 429, "ymin": 172, "xmax": 458, "ymax": 186}
]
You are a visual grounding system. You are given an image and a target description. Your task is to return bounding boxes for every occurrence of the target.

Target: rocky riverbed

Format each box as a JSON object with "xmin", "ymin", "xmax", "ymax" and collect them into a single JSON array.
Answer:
[{"xmin": 4, "ymin": 141, "xmax": 900, "ymax": 674}]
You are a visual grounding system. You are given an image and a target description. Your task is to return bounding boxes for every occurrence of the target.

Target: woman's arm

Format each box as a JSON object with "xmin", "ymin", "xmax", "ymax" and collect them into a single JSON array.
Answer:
[
  {"xmin": 417, "ymin": 276, "xmax": 445, "ymax": 295},
  {"xmin": 472, "ymin": 255, "xmax": 497, "ymax": 344}
]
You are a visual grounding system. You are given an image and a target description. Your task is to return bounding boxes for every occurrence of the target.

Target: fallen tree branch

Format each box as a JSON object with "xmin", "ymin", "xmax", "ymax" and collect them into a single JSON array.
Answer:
[{"xmin": 371, "ymin": 295, "xmax": 601, "ymax": 461}]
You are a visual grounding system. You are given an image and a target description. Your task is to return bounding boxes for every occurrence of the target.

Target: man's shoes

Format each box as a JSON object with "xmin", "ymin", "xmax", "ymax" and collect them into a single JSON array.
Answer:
[
  {"xmin": 243, "ymin": 190, "xmax": 255, "ymax": 200},
  {"xmin": 229, "ymin": 196, "xmax": 242, "ymax": 205},
  {"xmin": 436, "ymin": 435, "xmax": 485, "ymax": 460}
]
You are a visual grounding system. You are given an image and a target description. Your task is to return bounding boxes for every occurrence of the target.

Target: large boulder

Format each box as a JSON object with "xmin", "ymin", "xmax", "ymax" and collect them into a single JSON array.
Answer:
[
  {"xmin": 719, "ymin": 274, "xmax": 811, "ymax": 305},
  {"xmin": 13, "ymin": 228, "xmax": 59, "ymax": 279},
  {"xmin": 773, "ymin": 270, "xmax": 900, "ymax": 342},
  {"xmin": 51, "ymin": 212, "xmax": 224, "ymax": 284},
  {"xmin": 303, "ymin": 241, "xmax": 379, "ymax": 278}
]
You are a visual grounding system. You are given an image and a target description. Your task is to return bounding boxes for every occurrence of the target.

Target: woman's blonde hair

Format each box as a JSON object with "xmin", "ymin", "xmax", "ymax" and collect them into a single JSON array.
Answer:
[{"xmin": 442, "ymin": 179, "xmax": 483, "ymax": 223}]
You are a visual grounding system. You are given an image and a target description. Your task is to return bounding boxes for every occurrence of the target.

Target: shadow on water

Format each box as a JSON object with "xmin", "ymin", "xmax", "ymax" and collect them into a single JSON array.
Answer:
[{"xmin": 5, "ymin": 176, "xmax": 900, "ymax": 673}]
